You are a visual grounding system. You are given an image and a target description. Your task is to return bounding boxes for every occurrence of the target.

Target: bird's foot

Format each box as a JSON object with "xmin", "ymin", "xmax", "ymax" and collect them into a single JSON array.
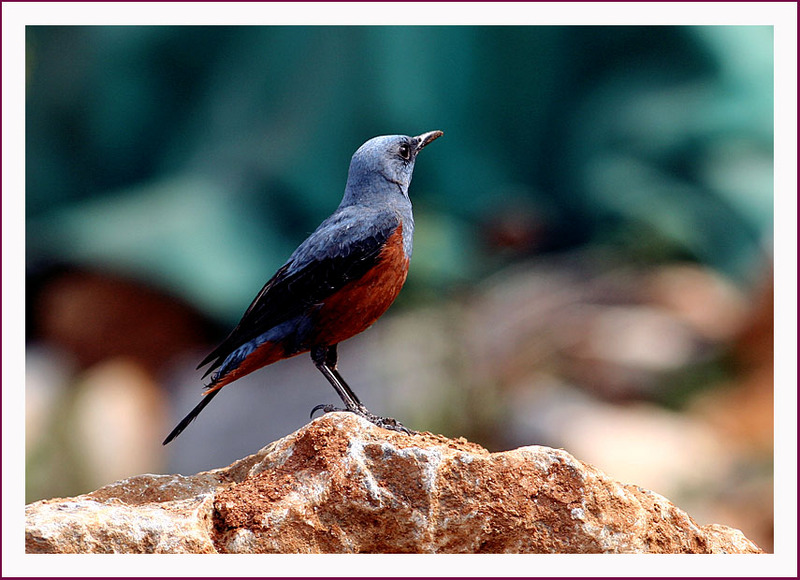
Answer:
[
  {"xmin": 310, "ymin": 403, "xmax": 342, "ymax": 418},
  {"xmin": 309, "ymin": 403, "xmax": 416, "ymax": 435}
]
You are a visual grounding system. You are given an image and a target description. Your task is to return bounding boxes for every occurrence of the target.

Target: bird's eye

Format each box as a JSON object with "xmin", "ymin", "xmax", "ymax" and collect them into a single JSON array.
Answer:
[{"xmin": 398, "ymin": 143, "xmax": 411, "ymax": 160}]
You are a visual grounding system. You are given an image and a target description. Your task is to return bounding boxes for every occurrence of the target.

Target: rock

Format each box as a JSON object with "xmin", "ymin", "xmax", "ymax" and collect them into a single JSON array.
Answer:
[{"xmin": 25, "ymin": 413, "xmax": 762, "ymax": 554}]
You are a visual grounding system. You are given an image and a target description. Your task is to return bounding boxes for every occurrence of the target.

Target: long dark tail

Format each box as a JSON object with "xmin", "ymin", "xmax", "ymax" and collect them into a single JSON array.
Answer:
[{"xmin": 162, "ymin": 388, "xmax": 222, "ymax": 445}]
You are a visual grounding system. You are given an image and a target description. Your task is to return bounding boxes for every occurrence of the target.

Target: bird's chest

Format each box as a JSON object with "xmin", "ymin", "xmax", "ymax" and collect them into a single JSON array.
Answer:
[{"xmin": 311, "ymin": 224, "xmax": 410, "ymax": 346}]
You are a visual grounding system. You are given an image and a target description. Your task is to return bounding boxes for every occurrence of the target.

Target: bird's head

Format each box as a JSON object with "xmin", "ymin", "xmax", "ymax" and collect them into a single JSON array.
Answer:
[{"xmin": 343, "ymin": 131, "xmax": 443, "ymax": 203}]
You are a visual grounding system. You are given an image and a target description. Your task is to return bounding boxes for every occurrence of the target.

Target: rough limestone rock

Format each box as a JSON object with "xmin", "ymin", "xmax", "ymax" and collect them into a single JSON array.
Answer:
[{"xmin": 25, "ymin": 413, "xmax": 762, "ymax": 554}]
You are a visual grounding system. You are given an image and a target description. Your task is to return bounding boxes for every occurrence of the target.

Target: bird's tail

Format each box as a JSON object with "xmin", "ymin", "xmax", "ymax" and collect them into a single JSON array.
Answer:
[{"xmin": 162, "ymin": 388, "xmax": 222, "ymax": 445}]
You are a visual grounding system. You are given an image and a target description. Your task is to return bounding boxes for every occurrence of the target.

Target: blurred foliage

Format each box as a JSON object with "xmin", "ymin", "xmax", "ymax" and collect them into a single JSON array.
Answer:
[{"xmin": 26, "ymin": 25, "xmax": 773, "ymax": 323}]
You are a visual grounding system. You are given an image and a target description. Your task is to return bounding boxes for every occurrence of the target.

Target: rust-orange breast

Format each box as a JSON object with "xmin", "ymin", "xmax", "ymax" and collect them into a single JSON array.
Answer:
[{"xmin": 310, "ymin": 222, "xmax": 410, "ymax": 347}]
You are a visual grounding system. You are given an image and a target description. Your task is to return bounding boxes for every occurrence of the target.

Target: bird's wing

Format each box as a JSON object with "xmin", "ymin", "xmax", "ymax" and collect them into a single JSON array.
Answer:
[{"xmin": 197, "ymin": 207, "xmax": 402, "ymax": 376}]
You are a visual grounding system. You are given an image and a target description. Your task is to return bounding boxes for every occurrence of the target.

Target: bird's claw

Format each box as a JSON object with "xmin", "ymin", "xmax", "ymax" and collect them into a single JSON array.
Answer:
[
  {"xmin": 369, "ymin": 415, "xmax": 415, "ymax": 434},
  {"xmin": 309, "ymin": 403, "xmax": 416, "ymax": 434},
  {"xmin": 310, "ymin": 403, "xmax": 342, "ymax": 419}
]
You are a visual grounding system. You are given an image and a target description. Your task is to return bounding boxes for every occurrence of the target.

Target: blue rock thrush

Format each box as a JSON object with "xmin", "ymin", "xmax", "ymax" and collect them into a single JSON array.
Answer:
[{"xmin": 163, "ymin": 130, "xmax": 443, "ymax": 444}]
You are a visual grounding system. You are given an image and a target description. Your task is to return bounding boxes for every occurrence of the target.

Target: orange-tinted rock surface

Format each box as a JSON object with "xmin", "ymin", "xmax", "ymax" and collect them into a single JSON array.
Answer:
[{"xmin": 25, "ymin": 413, "xmax": 762, "ymax": 554}]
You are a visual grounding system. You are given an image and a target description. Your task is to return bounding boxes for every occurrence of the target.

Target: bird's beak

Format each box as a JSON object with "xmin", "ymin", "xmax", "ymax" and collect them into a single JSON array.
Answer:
[{"xmin": 414, "ymin": 130, "xmax": 444, "ymax": 153}]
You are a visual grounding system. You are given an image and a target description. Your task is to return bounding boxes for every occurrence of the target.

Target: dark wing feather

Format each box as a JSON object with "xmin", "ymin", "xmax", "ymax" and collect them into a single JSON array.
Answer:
[{"xmin": 197, "ymin": 209, "xmax": 401, "ymax": 377}]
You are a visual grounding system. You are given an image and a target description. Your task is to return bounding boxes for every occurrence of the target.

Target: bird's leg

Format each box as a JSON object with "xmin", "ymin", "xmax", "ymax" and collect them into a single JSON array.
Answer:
[
  {"xmin": 310, "ymin": 345, "xmax": 415, "ymax": 434},
  {"xmin": 311, "ymin": 345, "xmax": 363, "ymax": 412},
  {"xmin": 321, "ymin": 344, "xmax": 364, "ymax": 409}
]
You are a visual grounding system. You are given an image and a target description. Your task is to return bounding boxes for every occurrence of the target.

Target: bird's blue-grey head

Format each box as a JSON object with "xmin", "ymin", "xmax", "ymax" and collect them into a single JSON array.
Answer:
[{"xmin": 341, "ymin": 131, "xmax": 443, "ymax": 206}]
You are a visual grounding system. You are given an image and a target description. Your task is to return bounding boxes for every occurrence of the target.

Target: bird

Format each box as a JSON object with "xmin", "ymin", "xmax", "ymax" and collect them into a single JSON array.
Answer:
[{"xmin": 163, "ymin": 130, "xmax": 443, "ymax": 445}]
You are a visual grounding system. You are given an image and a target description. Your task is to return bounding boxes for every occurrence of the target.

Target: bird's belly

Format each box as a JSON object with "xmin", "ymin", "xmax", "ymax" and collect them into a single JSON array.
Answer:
[{"xmin": 311, "ymin": 225, "xmax": 409, "ymax": 346}]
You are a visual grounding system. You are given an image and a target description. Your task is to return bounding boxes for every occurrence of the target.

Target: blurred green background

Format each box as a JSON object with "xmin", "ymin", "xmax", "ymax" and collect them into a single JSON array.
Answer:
[{"xmin": 25, "ymin": 26, "xmax": 773, "ymax": 549}]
